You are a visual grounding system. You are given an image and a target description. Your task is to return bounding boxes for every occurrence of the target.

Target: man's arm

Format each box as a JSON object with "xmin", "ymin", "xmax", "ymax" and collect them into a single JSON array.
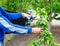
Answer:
[
  {"xmin": 0, "ymin": 7, "xmax": 43, "ymax": 34},
  {"xmin": 0, "ymin": 6, "xmax": 23, "ymax": 20},
  {"xmin": 0, "ymin": 13, "xmax": 32, "ymax": 34}
]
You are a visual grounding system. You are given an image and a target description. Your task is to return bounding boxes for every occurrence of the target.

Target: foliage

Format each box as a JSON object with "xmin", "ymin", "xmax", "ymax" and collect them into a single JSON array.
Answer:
[
  {"xmin": 0, "ymin": 0, "xmax": 60, "ymax": 14},
  {"xmin": 28, "ymin": 7, "xmax": 60, "ymax": 46}
]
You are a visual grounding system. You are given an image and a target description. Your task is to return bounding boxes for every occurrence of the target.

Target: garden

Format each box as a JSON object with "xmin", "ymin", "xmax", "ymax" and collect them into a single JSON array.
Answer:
[{"xmin": 0, "ymin": 0, "xmax": 60, "ymax": 46}]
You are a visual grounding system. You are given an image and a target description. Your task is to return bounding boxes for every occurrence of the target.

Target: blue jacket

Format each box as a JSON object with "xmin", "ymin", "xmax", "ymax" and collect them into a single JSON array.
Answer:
[{"xmin": 0, "ymin": 6, "xmax": 32, "ymax": 40}]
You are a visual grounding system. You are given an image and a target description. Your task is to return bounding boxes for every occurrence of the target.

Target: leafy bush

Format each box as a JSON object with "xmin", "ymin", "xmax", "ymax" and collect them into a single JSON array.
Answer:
[{"xmin": 28, "ymin": 8, "xmax": 60, "ymax": 46}]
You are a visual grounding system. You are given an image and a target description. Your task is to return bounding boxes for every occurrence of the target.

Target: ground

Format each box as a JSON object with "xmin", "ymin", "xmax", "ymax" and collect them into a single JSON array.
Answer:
[
  {"xmin": 51, "ymin": 26, "xmax": 60, "ymax": 43},
  {"xmin": 4, "ymin": 26, "xmax": 60, "ymax": 46}
]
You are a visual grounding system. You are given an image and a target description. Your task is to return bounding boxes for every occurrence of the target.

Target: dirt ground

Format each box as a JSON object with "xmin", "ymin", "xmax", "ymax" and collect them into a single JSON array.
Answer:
[
  {"xmin": 4, "ymin": 26, "xmax": 60, "ymax": 46},
  {"xmin": 51, "ymin": 26, "xmax": 60, "ymax": 43}
]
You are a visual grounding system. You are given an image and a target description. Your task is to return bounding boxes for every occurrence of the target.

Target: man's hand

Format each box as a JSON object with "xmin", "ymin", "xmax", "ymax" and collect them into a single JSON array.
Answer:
[
  {"xmin": 32, "ymin": 28, "xmax": 43, "ymax": 34},
  {"xmin": 22, "ymin": 13, "xmax": 30, "ymax": 20}
]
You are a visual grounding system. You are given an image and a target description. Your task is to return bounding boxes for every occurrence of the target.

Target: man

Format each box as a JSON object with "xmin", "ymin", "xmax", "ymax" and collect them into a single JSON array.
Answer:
[{"xmin": 0, "ymin": 6, "xmax": 43, "ymax": 46}]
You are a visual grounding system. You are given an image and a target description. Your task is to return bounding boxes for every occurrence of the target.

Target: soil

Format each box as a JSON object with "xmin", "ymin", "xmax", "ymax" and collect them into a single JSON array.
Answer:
[
  {"xmin": 4, "ymin": 26, "xmax": 60, "ymax": 46},
  {"xmin": 51, "ymin": 26, "xmax": 60, "ymax": 43}
]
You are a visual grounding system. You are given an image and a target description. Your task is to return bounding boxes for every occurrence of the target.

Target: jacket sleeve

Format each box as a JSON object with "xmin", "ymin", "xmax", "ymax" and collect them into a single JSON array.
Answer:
[
  {"xmin": 0, "ymin": 13, "xmax": 32, "ymax": 34},
  {"xmin": 0, "ymin": 6, "xmax": 23, "ymax": 20}
]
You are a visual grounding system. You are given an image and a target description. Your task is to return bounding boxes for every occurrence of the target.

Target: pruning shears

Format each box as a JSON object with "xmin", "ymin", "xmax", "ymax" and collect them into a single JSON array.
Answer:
[
  {"xmin": 25, "ymin": 9, "xmax": 37, "ymax": 26},
  {"xmin": 25, "ymin": 15, "xmax": 37, "ymax": 26}
]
